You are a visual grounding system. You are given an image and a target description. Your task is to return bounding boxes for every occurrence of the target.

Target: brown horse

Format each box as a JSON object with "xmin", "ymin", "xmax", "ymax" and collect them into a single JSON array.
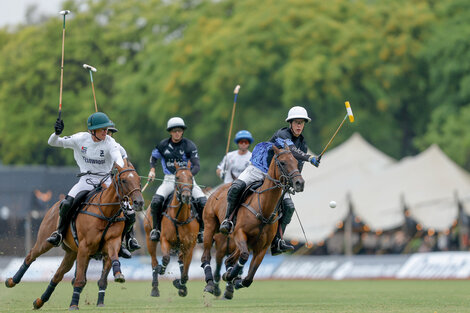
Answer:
[
  {"xmin": 201, "ymin": 144, "xmax": 304, "ymax": 294},
  {"xmin": 144, "ymin": 161, "xmax": 199, "ymax": 297},
  {"xmin": 4, "ymin": 160, "xmax": 144, "ymax": 310}
]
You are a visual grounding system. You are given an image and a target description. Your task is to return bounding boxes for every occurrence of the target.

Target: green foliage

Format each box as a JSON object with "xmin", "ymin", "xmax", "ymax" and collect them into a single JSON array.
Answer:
[{"xmin": 1, "ymin": 0, "xmax": 470, "ymax": 185}]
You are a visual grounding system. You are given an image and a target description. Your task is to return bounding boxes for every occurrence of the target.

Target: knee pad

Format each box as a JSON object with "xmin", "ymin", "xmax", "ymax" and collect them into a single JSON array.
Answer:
[
  {"xmin": 150, "ymin": 195, "xmax": 165, "ymax": 214},
  {"xmin": 281, "ymin": 198, "xmax": 295, "ymax": 225},
  {"xmin": 59, "ymin": 195, "xmax": 74, "ymax": 216},
  {"xmin": 227, "ymin": 180, "xmax": 246, "ymax": 202}
]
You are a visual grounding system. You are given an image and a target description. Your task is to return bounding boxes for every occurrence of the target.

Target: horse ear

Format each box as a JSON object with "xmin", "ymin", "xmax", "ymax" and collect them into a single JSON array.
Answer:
[
  {"xmin": 187, "ymin": 160, "xmax": 191, "ymax": 169},
  {"xmin": 272, "ymin": 144, "xmax": 280, "ymax": 154},
  {"xmin": 174, "ymin": 161, "xmax": 179, "ymax": 169},
  {"xmin": 111, "ymin": 165, "xmax": 119, "ymax": 177},
  {"xmin": 284, "ymin": 142, "xmax": 289, "ymax": 150}
]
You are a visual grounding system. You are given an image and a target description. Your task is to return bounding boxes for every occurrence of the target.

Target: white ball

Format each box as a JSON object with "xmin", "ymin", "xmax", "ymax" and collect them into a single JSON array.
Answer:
[{"xmin": 329, "ymin": 201, "xmax": 337, "ymax": 208}]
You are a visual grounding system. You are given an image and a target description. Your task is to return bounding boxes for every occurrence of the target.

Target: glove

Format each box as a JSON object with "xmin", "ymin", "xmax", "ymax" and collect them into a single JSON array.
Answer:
[
  {"xmin": 148, "ymin": 170, "xmax": 156, "ymax": 182},
  {"xmin": 309, "ymin": 156, "xmax": 320, "ymax": 168},
  {"xmin": 54, "ymin": 118, "xmax": 64, "ymax": 135},
  {"xmin": 219, "ymin": 170, "xmax": 226, "ymax": 180}
]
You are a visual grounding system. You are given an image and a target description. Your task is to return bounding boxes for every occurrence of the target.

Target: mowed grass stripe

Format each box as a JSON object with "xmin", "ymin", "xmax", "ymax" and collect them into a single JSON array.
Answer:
[{"xmin": 1, "ymin": 280, "xmax": 470, "ymax": 313}]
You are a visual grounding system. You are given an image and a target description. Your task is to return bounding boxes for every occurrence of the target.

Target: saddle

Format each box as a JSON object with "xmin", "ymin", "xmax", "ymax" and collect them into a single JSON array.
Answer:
[
  {"xmin": 230, "ymin": 180, "xmax": 263, "ymax": 225},
  {"xmin": 162, "ymin": 191, "xmax": 198, "ymax": 218}
]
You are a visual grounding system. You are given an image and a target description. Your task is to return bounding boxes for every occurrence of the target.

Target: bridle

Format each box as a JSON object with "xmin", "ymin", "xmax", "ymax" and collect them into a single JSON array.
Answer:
[
  {"xmin": 111, "ymin": 167, "xmax": 142, "ymax": 203},
  {"xmin": 173, "ymin": 166, "xmax": 193, "ymax": 203},
  {"xmin": 266, "ymin": 149, "xmax": 302, "ymax": 192}
]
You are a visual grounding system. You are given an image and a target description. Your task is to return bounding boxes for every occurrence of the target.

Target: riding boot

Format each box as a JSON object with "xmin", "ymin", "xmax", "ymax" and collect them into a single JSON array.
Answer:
[
  {"xmin": 219, "ymin": 179, "xmax": 246, "ymax": 235},
  {"xmin": 122, "ymin": 209, "xmax": 140, "ymax": 252},
  {"xmin": 195, "ymin": 197, "xmax": 207, "ymax": 243},
  {"xmin": 47, "ymin": 195, "xmax": 74, "ymax": 247},
  {"xmin": 150, "ymin": 194, "xmax": 165, "ymax": 242},
  {"xmin": 271, "ymin": 198, "xmax": 295, "ymax": 256}
]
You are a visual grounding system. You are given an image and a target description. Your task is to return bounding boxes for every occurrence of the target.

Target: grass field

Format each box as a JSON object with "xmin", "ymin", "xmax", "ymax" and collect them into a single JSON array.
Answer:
[{"xmin": 1, "ymin": 280, "xmax": 470, "ymax": 313}]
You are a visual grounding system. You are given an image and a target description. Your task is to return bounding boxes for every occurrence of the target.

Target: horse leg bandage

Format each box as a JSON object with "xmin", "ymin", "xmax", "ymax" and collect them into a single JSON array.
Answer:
[
  {"xmin": 12, "ymin": 261, "xmax": 30, "ymax": 284},
  {"xmin": 112, "ymin": 260, "xmax": 121, "ymax": 276},
  {"xmin": 70, "ymin": 286, "xmax": 83, "ymax": 307},
  {"xmin": 202, "ymin": 261, "xmax": 214, "ymax": 283},
  {"xmin": 40, "ymin": 280, "xmax": 58, "ymax": 302}
]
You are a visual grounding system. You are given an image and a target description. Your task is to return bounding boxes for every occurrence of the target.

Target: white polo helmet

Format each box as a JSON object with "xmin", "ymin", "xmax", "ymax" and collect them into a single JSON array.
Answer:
[
  {"xmin": 285, "ymin": 106, "xmax": 311, "ymax": 123},
  {"xmin": 166, "ymin": 117, "xmax": 187, "ymax": 131}
]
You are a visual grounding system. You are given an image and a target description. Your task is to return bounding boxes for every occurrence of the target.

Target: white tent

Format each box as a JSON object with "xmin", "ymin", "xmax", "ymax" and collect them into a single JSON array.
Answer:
[
  {"xmin": 350, "ymin": 145, "xmax": 470, "ymax": 232},
  {"xmin": 287, "ymin": 133, "xmax": 395, "ymax": 243}
]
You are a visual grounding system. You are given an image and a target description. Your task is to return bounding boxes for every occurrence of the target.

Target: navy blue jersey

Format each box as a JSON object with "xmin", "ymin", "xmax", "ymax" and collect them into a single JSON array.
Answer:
[
  {"xmin": 268, "ymin": 127, "xmax": 310, "ymax": 172},
  {"xmin": 150, "ymin": 138, "xmax": 200, "ymax": 175}
]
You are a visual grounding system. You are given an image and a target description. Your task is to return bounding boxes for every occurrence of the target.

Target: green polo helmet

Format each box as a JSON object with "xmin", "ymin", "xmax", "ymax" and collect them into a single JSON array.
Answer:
[{"xmin": 87, "ymin": 112, "xmax": 114, "ymax": 130}]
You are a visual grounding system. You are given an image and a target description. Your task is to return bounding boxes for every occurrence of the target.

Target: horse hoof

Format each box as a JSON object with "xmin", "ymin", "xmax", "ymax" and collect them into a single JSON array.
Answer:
[
  {"xmin": 234, "ymin": 279, "xmax": 244, "ymax": 290},
  {"xmin": 222, "ymin": 292, "xmax": 233, "ymax": 300},
  {"xmin": 214, "ymin": 284, "xmax": 222, "ymax": 297},
  {"xmin": 150, "ymin": 287, "xmax": 160, "ymax": 297},
  {"xmin": 5, "ymin": 278, "xmax": 16, "ymax": 288},
  {"xmin": 178, "ymin": 287, "xmax": 188, "ymax": 297},
  {"xmin": 33, "ymin": 298, "xmax": 44, "ymax": 309},
  {"xmin": 222, "ymin": 271, "xmax": 229, "ymax": 282},
  {"xmin": 114, "ymin": 273, "xmax": 125, "ymax": 283},
  {"xmin": 203, "ymin": 284, "xmax": 215, "ymax": 295},
  {"xmin": 96, "ymin": 303, "xmax": 105, "ymax": 307},
  {"xmin": 69, "ymin": 305, "xmax": 79, "ymax": 310}
]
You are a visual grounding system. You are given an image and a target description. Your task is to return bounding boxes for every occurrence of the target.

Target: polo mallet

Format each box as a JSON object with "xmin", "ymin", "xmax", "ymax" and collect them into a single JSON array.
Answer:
[
  {"xmin": 57, "ymin": 10, "xmax": 71, "ymax": 119},
  {"xmin": 317, "ymin": 101, "xmax": 355, "ymax": 161},
  {"xmin": 142, "ymin": 181, "xmax": 150, "ymax": 192},
  {"xmin": 222, "ymin": 85, "xmax": 241, "ymax": 175},
  {"xmin": 82, "ymin": 64, "xmax": 98, "ymax": 112}
]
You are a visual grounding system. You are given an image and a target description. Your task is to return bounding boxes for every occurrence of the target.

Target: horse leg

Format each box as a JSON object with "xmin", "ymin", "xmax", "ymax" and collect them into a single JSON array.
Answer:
[
  {"xmin": 222, "ymin": 249, "xmax": 240, "ymax": 282},
  {"xmin": 5, "ymin": 205, "xmax": 58, "ymax": 288},
  {"xmin": 224, "ymin": 231, "xmax": 249, "ymax": 282},
  {"xmin": 211, "ymin": 241, "xmax": 227, "ymax": 298},
  {"xmin": 201, "ymin": 216, "xmax": 217, "ymax": 294},
  {"xmin": 106, "ymin": 237, "xmax": 126, "ymax": 283},
  {"xmin": 145, "ymin": 218, "xmax": 160, "ymax": 297},
  {"xmin": 234, "ymin": 247, "xmax": 269, "ymax": 290},
  {"xmin": 158, "ymin": 238, "xmax": 171, "ymax": 275},
  {"xmin": 32, "ymin": 249, "xmax": 77, "ymax": 309},
  {"xmin": 69, "ymin": 246, "xmax": 90, "ymax": 310},
  {"xmin": 172, "ymin": 251, "xmax": 189, "ymax": 297},
  {"xmin": 96, "ymin": 256, "xmax": 112, "ymax": 307}
]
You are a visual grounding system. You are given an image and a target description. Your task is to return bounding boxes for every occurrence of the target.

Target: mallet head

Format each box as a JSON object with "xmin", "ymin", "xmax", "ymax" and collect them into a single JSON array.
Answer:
[
  {"xmin": 59, "ymin": 10, "xmax": 71, "ymax": 16},
  {"xmin": 345, "ymin": 101, "xmax": 354, "ymax": 123},
  {"xmin": 234, "ymin": 85, "xmax": 241, "ymax": 94},
  {"xmin": 83, "ymin": 64, "xmax": 97, "ymax": 72}
]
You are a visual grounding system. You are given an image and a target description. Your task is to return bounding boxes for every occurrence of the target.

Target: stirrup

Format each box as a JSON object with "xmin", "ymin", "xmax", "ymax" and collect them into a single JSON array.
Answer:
[
  {"xmin": 119, "ymin": 245, "xmax": 132, "ymax": 259},
  {"xmin": 46, "ymin": 231, "xmax": 63, "ymax": 247},
  {"xmin": 219, "ymin": 219, "xmax": 233, "ymax": 235},
  {"xmin": 150, "ymin": 229, "xmax": 160, "ymax": 242},
  {"xmin": 127, "ymin": 237, "xmax": 141, "ymax": 252}
]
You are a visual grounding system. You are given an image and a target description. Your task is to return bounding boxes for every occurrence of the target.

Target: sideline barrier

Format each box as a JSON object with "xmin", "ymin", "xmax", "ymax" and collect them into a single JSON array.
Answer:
[{"xmin": 1, "ymin": 252, "xmax": 470, "ymax": 281}]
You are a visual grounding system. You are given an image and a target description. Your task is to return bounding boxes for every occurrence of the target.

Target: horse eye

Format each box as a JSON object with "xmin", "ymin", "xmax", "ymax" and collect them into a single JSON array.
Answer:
[
  {"xmin": 121, "ymin": 179, "xmax": 127, "ymax": 184},
  {"xmin": 280, "ymin": 161, "xmax": 286, "ymax": 166}
]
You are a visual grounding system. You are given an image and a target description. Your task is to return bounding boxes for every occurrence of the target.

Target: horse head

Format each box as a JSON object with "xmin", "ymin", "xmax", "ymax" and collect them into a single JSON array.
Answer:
[
  {"xmin": 271, "ymin": 143, "xmax": 305, "ymax": 193},
  {"xmin": 174, "ymin": 160, "xmax": 193, "ymax": 205},
  {"xmin": 111, "ymin": 159, "xmax": 144, "ymax": 211}
]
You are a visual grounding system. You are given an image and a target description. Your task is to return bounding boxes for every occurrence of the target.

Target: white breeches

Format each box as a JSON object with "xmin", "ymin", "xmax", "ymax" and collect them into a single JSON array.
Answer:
[
  {"xmin": 236, "ymin": 164, "xmax": 290, "ymax": 199},
  {"xmin": 155, "ymin": 174, "xmax": 205, "ymax": 199},
  {"xmin": 68, "ymin": 175, "xmax": 111, "ymax": 198}
]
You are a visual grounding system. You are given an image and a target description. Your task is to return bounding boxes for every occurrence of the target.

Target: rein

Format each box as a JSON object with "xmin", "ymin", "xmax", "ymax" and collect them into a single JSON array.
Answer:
[
  {"xmin": 162, "ymin": 167, "xmax": 196, "ymax": 242},
  {"xmin": 77, "ymin": 167, "xmax": 141, "ymax": 252},
  {"xmin": 242, "ymin": 149, "xmax": 300, "ymax": 226}
]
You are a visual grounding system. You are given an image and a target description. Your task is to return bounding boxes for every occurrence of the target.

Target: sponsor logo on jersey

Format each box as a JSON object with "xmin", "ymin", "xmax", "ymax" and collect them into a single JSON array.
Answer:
[
  {"xmin": 164, "ymin": 149, "xmax": 171, "ymax": 155},
  {"xmin": 100, "ymin": 150, "xmax": 104, "ymax": 157},
  {"xmin": 81, "ymin": 146, "xmax": 87, "ymax": 154},
  {"xmin": 82, "ymin": 156, "xmax": 105, "ymax": 164}
]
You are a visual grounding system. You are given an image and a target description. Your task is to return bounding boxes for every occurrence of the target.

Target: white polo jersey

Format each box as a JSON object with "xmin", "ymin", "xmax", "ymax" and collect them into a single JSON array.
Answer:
[
  {"xmin": 217, "ymin": 150, "xmax": 252, "ymax": 184},
  {"xmin": 48, "ymin": 132, "xmax": 124, "ymax": 173}
]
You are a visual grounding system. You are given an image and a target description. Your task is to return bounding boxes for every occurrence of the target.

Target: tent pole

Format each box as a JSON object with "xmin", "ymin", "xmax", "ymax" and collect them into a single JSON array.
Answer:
[
  {"xmin": 456, "ymin": 190, "xmax": 467, "ymax": 251},
  {"xmin": 344, "ymin": 193, "xmax": 353, "ymax": 256}
]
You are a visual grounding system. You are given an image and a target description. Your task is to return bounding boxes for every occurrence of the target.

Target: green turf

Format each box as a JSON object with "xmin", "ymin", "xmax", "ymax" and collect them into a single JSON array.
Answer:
[{"xmin": 1, "ymin": 280, "xmax": 470, "ymax": 312}]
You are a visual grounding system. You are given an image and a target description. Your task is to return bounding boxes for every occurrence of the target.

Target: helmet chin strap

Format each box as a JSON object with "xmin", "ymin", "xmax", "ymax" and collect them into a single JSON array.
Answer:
[{"xmin": 90, "ymin": 130, "xmax": 103, "ymax": 142}]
